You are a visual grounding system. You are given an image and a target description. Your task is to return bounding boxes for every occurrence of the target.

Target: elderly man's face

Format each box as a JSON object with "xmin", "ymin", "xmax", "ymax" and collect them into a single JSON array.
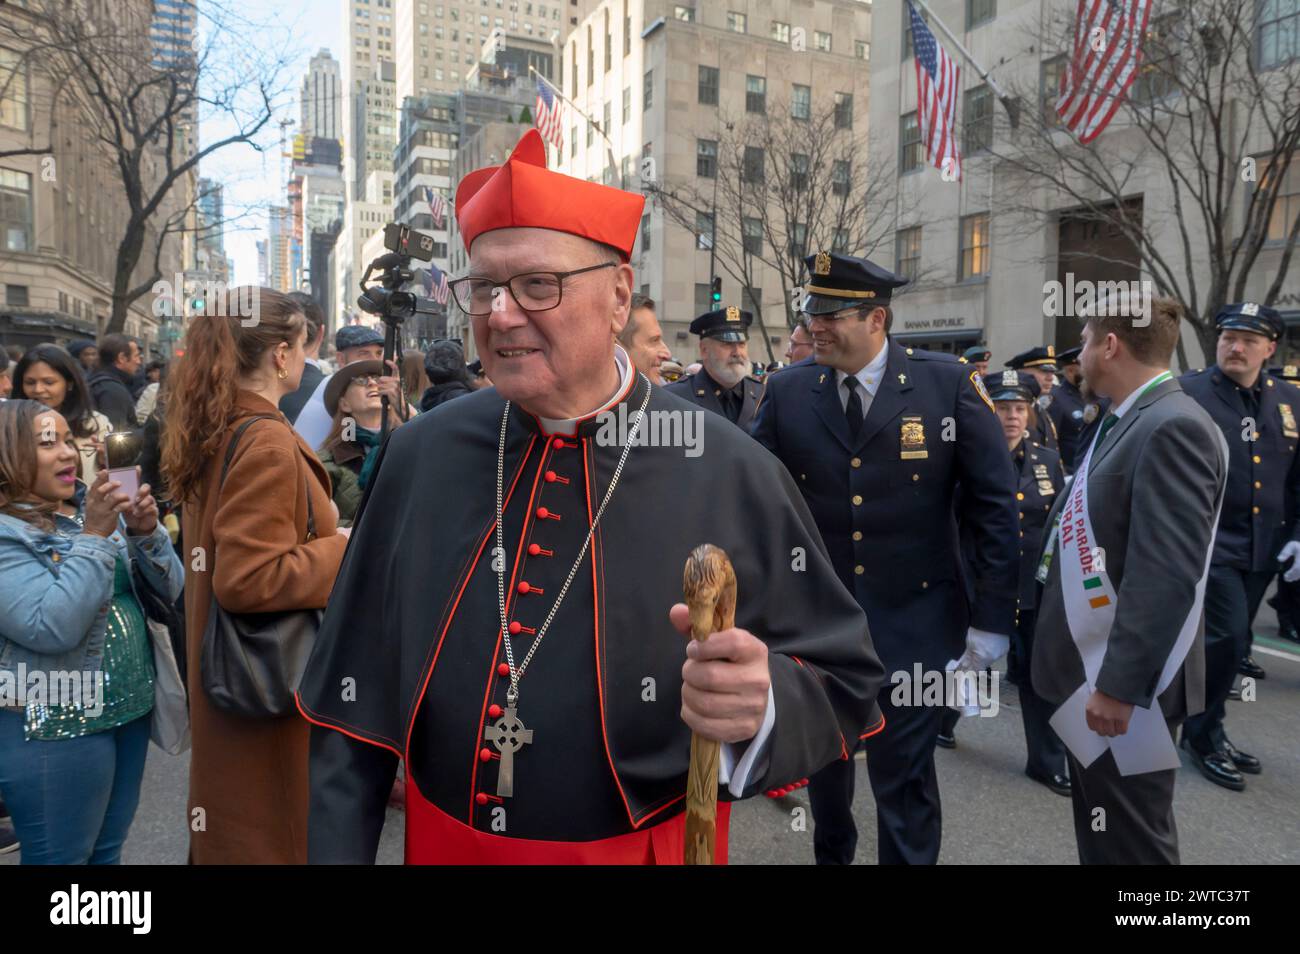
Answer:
[
  {"xmin": 700, "ymin": 336, "xmax": 750, "ymax": 388},
  {"xmin": 470, "ymin": 228, "xmax": 632, "ymax": 417}
]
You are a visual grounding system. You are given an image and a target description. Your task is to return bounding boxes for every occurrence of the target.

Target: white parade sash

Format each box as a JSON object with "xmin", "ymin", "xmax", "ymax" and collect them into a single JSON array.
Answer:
[{"xmin": 1049, "ymin": 393, "xmax": 1226, "ymax": 776}]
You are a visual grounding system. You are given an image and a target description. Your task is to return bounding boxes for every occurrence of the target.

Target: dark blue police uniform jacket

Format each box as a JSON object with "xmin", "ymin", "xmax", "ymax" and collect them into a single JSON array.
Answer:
[
  {"xmin": 751, "ymin": 340, "xmax": 1019, "ymax": 676},
  {"xmin": 665, "ymin": 369, "xmax": 764, "ymax": 431},
  {"xmin": 1180, "ymin": 366, "xmax": 1300, "ymax": 572}
]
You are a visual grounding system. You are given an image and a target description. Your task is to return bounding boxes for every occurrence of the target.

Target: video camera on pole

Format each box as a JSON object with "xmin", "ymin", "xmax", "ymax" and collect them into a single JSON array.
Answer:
[{"xmin": 356, "ymin": 223, "xmax": 438, "ymax": 439}]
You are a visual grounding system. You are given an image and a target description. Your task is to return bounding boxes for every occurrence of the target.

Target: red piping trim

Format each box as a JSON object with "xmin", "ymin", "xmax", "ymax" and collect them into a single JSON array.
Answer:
[
  {"xmin": 858, "ymin": 713, "xmax": 887, "ymax": 740},
  {"xmin": 295, "ymin": 693, "xmax": 403, "ymax": 759}
]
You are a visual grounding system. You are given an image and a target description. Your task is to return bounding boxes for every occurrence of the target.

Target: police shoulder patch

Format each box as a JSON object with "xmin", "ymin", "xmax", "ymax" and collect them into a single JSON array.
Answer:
[{"xmin": 970, "ymin": 370, "xmax": 994, "ymax": 411}]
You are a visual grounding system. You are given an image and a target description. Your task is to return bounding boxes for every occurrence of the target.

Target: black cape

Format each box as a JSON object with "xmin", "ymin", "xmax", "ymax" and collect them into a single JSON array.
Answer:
[{"xmin": 297, "ymin": 370, "xmax": 884, "ymax": 859}]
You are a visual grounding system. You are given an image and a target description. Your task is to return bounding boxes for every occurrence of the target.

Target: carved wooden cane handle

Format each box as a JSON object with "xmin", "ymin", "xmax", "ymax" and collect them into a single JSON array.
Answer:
[{"xmin": 682, "ymin": 544, "xmax": 737, "ymax": 866}]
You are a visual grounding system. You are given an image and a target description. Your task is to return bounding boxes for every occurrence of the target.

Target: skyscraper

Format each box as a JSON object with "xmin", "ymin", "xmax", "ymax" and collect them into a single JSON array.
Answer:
[{"xmin": 301, "ymin": 49, "xmax": 342, "ymax": 142}]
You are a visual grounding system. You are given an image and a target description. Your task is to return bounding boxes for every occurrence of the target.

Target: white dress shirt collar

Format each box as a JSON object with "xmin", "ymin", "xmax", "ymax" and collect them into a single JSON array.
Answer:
[
  {"xmin": 1110, "ymin": 369, "xmax": 1172, "ymax": 420},
  {"xmin": 836, "ymin": 342, "xmax": 889, "ymax": 399}
]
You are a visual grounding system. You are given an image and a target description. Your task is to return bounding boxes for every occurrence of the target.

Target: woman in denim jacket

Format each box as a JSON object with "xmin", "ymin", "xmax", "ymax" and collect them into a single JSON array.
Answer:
[{"xmin": 0, "ymin": 399, "xmax": 183, "ymax": 864}]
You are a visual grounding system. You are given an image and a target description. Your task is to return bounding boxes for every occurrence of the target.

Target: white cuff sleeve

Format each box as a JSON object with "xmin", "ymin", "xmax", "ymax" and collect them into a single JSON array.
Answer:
[{"xmin": 718, "ymin": 684, "xmax": 776, "ymax": 798}]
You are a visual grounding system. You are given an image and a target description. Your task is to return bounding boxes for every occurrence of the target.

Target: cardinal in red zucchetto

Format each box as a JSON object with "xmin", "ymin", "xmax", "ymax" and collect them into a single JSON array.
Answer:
[{"xmin": 296, "ymin": 129, "xmax": 885, "ymax": 864}]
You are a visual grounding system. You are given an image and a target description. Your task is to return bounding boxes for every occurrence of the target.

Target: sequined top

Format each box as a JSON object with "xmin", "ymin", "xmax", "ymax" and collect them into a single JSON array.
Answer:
[{"xmin": 25, "ymin": 557, "xmax": 155, "ymax": 741}]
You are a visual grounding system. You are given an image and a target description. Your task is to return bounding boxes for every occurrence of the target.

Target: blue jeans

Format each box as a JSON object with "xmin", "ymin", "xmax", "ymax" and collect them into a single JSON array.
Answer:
[{"xmin": 0, "ymin": 710, "xmax": 151, "ymax": 864}]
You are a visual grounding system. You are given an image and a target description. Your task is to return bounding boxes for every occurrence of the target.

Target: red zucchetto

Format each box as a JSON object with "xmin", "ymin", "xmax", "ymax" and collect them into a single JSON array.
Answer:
[{"xmin": 454, "ymin": 128, "xmax": 646, "ymax": 261}]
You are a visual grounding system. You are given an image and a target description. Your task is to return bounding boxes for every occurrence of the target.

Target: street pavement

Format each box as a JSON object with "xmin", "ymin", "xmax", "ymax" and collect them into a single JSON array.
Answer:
[{"xmin": 4, "ymin": 609, "xmax": 1299, "ymax": 865}]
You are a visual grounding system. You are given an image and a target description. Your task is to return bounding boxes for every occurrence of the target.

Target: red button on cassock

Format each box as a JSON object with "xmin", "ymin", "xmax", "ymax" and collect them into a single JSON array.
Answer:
[
  {"xmin": 536, "ymin": 507, "xmax": 549, "ymax": 519},
  {"xmin": 528, "ymin": 543, "xmax": 541, "ymax": 556},
  {"xmin": 488, "ymin": 704, "xmax": 503, "ymax": 718},
  {"xmin": 545, "ymin": 470, "xmax": 557, "ymax": 482},
  {"xmin": 517, "ymin": 581, "xmax": 530, "ymax": 594},
  {"xmin": 476, "ymin": 792, "xmax": 489, "ymax": 806},
  {"xmin": 497, "ymin": 663, "xmax": 510, "ymax": 677},
  {"xmin": 508, "ymin": 620, "xmax": 522, "ymax": 635},
  {"xmin": 479, "ymin": 748, "xmax": 493, "ymax": 763},
  {"xmin": 551, "ymin": 437, "xmax": 565, "ymax": 450}
]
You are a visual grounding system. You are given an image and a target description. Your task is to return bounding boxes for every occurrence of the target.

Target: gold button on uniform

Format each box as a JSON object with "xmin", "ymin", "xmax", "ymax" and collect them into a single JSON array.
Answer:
[
  {"xmin": 851, "ymin": 457, "xmax": 861, "ymax": 468},
  {"xmin": 1253, "ymin": 455, "xmax": 1261, "ymax": 464},
  {"xmin": 1255, "ymin": 481, "xmax": 1262, "ymax": 489},
  {"xmin": 855, "ymin": 565, "xmax": 864, "ymax": 575},
  {"xmin": 912, "ymin": 473, "xmax": 920, "ymax": 482},
  {"xmin": 852, "ymin": 531, "xmax": 863, "ymax": 541},
  {"xmin": 1016, "ymin": 492, "xmax": 1025, "ymax": 501},
  {"xmin": 852, "ymin": 494, "xmax": 863, "ymax": 505},
  {"xmin": 921, "ymin": 581, "xmax": 928, "ymax": 589},
  {"xmin": 1253, "ymin": 506, "xmax": 1261, "ymax": 514}
]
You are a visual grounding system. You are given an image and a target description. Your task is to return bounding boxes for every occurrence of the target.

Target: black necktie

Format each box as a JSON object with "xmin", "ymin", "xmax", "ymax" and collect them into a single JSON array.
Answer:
[
  {"xmin": 721, "ymin": 384, "xmax": 742, "ymax": 423},
  {"xmin": 844, "ymin": 376, "xmax": 863, "ymax": 440}
]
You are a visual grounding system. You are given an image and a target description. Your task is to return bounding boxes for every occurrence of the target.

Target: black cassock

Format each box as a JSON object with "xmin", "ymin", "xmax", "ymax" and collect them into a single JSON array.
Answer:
[{"xmin": 296, "ymin": 370, "xmax": 884, "ymax": 862}]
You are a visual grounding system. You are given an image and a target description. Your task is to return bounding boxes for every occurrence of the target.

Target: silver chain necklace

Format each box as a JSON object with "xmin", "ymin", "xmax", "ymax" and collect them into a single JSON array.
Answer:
[{"xmin": 485, "ymin": 376, "xmax": 650, "ymax": 798}]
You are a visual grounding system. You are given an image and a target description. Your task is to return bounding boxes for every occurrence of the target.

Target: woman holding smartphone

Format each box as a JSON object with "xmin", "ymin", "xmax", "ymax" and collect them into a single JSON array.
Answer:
[
  {"xmin": 12, "ymin": 345, "xmax": 113, "ymax": 483},
  {"xmin": 0, "ymin": 399, "xmax": 183, "ymax": 864}
]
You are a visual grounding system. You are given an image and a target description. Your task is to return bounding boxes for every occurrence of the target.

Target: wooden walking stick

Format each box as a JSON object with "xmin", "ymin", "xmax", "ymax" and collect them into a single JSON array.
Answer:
[{"xmin": 682, "ymin": 543, "xmax": 737, "ymax": 866}]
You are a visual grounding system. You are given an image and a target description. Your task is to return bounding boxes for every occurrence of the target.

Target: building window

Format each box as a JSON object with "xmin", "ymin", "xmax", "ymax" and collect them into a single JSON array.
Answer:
[
  {"xmin": 621, "ymin": 154, "xmax": 632, "ymax": 188},
  {"xmin": 623, "ymin": 85, "xmax": 631, "ymax": 123},
  {"xmin": 695, "ymin": 282, "xmax": 714, "ymax": 315},
  {"xmin": 1258, "ymin": 0, "xmax": 1300, "ymax": 69},
  {"xmin": 643, "ymin": 69, "xmax": 653, "ymax": 109},
  {"xmin": 814, "ymin": 31, "xmax": 831, "ymax": 52},
  {"xmin": 896, "ymin": 226, "xmax": 922, "ymax": 280},
  {"xmin": 832, "ymin": 159, "xmax": 850, "ymax": 196},
  {"xmin": 0, "ymin": 48, "xmax": 29, "ymax": 131},
  {"xmin": 742, "ymin": 146, "xmax": 765, "ymax": 183},
  {"xmin": 571, "ymin": 125, "xmax": 578, "ymax": 156},
  {"xmin": 697, "ymin": 138, "xmax": 717, "ymax": 178},
  {"xmin": 959, "ymin": 213, "xmax": 990, "ymax": 279},
  {"xmin": 1132, "ymin": 12, "xmax": 1182, "ymax": 102},
  {"xmin": 791, "ymin": 152, "xmax": 809, "ymax": 192},
  {"xmin": 832, "ymin": 227, "xmax": 850, "ymax": 254},
  {"xmin": 603, "ymin": 100, "xmax": 611, "ymax": 134},
  {"xmin": 789, "ymin": 222, "xmax": 807, "ymax": 257},
  {"xmin": 742, "ymin": 216, "xmax": 763, "ymax": 255},
  {"xmin": 674, "ymin": 5, "xmax": 694, "ymax": 22},
  {"xmin": 855, "ymin": 40, "xmax": 870, "ymax": 60},
  {"xmin": 698, "ymin": 65, "xmax": 719, "ymax": 105},
  {"xmin": 696, "ymin": 210, "xmax": 714, "ymax": 249},
  {"xmin": 0, "ymin": 168, "xmax": 32, "ymax": 252},
  {"xmin": 899, "ymin": 112, "xmax": 922, "ymax": 173},
  {"xmin": 834, "ymin": 92, "xmax": 853, "ymax": 129},
  {"xmin": 771, "ymin": 21, "xmax": 790, "ymax": 44},
  {"xmin": 746, "ymin": 75, "xmax": 766, "ymax": 114},
  {"xmin": 5, "ymin": 284, "xmax": 28, "ymax": 306},
  {"xmin": 604, "ymin": 10, "xmax": 612, "ymax": 71},
  {"xmin": 1040, "ymin": 55, "xmax": 1066, "ymax": 127},
  {"xmin": 791, "ymin": 84, "xmax": 811, "ymax": 120},
  {"xmin": 727, "ymin": 11, "xmax": 747, "ymax": 33},
  {"xmin": 903, "ymin": 7, "xmax": 922, "ymax": 60},
  {"xmin": 587, "ymin": 26, "xmax": 594, "ymax": 84},
  {"xmin": 641, "ymin": 212, "xmax": 651, "ymax": 252},
  {"xmin": 963, "ymin": 85, "xmax": 993, "ymax": 154},
  {"xmin": 570, "ymin": 41, "xmax": 578, "ymax": 96},
  {"xmin": 624, "ymin": 0, "xmax": 631, "ymax": 55},
  {"xmin": 967, "ymin": 0, "xmax": 996, "ymax": 29},
  {"xmin": 1265, "ymin": 158, "xmax": 1300, "ymax": 241},
  {"xmin": 587, "ymin": 118, "xmax": 594, "ymax": 146}
]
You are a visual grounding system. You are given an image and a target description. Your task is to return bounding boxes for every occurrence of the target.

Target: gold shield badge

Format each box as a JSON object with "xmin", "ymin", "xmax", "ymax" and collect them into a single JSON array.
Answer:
[
  {"xmin": 814, "ymin": 250, "xmax": 832, "ymax": 275},
  {"xmin": 1281, "ymin": 403, "xmax": 1299, "ymax": 438},
  {"xmin": 900, "ymin": 415, "xmax": 928, "ymax": 460},
  {"xmin": 1033, "ymin": 463, "xmax": 1055, "ymax": 496},
  {"xmin": 726, "ymin": 305, "xmax": 740, "ymax": 322}
]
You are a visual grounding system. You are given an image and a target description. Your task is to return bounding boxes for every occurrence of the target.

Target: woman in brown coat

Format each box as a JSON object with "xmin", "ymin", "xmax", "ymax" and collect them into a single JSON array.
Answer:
[{"xmin": 161, "ymin": 289, "xmax": 348, "ymax": 863}]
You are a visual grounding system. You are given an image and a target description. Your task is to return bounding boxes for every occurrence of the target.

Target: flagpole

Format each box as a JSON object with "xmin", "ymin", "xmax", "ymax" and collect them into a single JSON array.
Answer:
[
  {"xmin": 909, "ymin": 0, "xmax": 1020, "ymax": 128},
  {"xmin": 529, "ymin": 65, "xmax": 620, "ymax": 183}
]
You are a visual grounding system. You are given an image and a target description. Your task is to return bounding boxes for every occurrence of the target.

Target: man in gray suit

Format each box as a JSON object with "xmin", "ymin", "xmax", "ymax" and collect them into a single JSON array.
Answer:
[{"xmin": 1034, "ymin": 296, "xmax": 1227, "ymax": 865}]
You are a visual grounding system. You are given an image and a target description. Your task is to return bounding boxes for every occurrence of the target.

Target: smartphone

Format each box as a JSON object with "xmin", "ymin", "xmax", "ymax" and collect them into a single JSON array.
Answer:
[{"xmin": 104, "ymin": 431, "xmax": 142, "ymax": 501}]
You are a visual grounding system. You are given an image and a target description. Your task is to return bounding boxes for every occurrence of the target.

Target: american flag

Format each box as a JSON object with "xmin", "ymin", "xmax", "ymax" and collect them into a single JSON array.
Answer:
[
  {"xmin": 424, "ymin": 186, "xmax": 446, "ymax": 228},
  {"xmin": 534, "ymin": 78, "xmax": 563, "ymax": 150},
  {"xmin": 907, "ymin": 1, "xmax": 961, "ymax": 180},
  {"xmin": 422, "ymin": 263, "xmax": 450, "ymax": 306},
  {"xmin": 1055, "ymin": 0, "xmax": 1153, "ymax": 143}
]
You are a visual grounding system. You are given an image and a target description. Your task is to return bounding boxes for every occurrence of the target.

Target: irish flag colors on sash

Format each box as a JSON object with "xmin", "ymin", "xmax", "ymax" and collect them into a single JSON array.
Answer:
[{"xmin": 1049, "ymin": 373, "xmax": 1227, "ymax": 776}]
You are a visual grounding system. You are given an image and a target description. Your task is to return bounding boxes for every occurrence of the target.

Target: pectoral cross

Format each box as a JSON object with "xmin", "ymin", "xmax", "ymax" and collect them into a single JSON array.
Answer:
[{"xmin": 483, "ymin": 706, "xmax": 533, "ymax": 798}]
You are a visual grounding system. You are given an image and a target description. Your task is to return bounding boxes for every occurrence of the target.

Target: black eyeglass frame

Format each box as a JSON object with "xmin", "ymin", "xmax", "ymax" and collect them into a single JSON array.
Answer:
[{"xmin": 448, "ymin": 262, "xmax": 618, "ymax": 316}]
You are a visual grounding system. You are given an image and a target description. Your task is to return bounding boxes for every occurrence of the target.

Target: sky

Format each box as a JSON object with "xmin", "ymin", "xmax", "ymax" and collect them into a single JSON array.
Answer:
[{"xmin": 197, "ymin": 0, "xmax": 342, "ymax": 286}]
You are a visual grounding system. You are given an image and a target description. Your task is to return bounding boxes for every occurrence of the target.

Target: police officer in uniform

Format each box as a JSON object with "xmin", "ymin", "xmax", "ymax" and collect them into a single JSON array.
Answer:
[
  {"xmin": 1179, "ymin": 303, "xmax": 1300, "ymax": 791},
  {"xmin": 1051, "ymin": 345, "xmax": 1108, "ymax": 472},
  {"xmin": 1006, "ymin": 346, "xmax": 1060, "ymax": 453},
  {"xmin": 961, "ymin": 345, "xmax": 991, "ymax": 375},
  {"xmin": 752, "ymin": 251, "xmax": 1019, "ymax": 865},
  {"xmin": 1268, "ymin": 363, "xmax": 1300, "ymax": 645},
  {"xmin": 664, "ymin": 306, "xmax": 764, "ymax": 430}
]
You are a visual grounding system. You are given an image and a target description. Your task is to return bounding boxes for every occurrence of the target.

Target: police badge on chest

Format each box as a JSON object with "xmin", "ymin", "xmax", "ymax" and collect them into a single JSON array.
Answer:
[{"xmin": 900, "ymin": 415, "xmax": 928, "ymax": 460}]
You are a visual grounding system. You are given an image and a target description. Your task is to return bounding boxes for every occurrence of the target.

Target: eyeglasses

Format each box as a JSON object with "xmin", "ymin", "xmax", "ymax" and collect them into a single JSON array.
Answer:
[
  {"xmin": 348, "ymin": 374, "xmax": 382, "ymax": 388},
  {"xmin": 448, "ymin": 262, "xmax": 617, "ymax": 316}
]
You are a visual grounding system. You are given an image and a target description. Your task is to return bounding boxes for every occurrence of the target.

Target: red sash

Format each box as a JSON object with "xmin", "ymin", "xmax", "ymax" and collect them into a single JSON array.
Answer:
[{"xmin": 405, "ymin": 773, "xmax": 731, "ymax": 865}]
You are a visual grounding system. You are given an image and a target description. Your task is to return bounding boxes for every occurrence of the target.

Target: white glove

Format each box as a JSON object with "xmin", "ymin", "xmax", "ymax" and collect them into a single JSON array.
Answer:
[
  {"xmin": 1279, "ymin": 541, "xmax": 1300, "ymax": 582},
  {"xmin": 959, "ymin": 627, "xmax": 1010, "ymax": 670}
]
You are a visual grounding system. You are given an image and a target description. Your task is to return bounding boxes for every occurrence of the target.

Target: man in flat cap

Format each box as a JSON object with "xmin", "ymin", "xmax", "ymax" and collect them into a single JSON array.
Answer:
[
  {"xmin": 665, "ymin": 306, "xmax": 764, "ymax": 429},
  {"xmin": 1006, "ymin": 345, "xmax": 1061, "ymax": 453},
  {"xmin": 752, "ymin": 250, "xmax": 1018, "ymax": 865},
  {"xmin": 297, "ymin": 130, "xmax": 884, "ymax": 864},
  {"xmin": 1178, "ymin": 302, "xmax": 1300, "ymax": 793}
]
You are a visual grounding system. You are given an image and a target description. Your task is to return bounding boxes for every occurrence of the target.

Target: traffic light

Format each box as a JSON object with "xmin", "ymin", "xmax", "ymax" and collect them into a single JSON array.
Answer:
[{"xmin": 710, "ymin": 276, "xmax": 722, "ymax": 306}]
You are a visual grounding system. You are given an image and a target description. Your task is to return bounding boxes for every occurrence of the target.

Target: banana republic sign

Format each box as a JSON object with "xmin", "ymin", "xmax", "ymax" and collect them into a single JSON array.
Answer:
[{"xmin": 897, "ymin": 314, "xmax": 973, "ymax": 333}]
